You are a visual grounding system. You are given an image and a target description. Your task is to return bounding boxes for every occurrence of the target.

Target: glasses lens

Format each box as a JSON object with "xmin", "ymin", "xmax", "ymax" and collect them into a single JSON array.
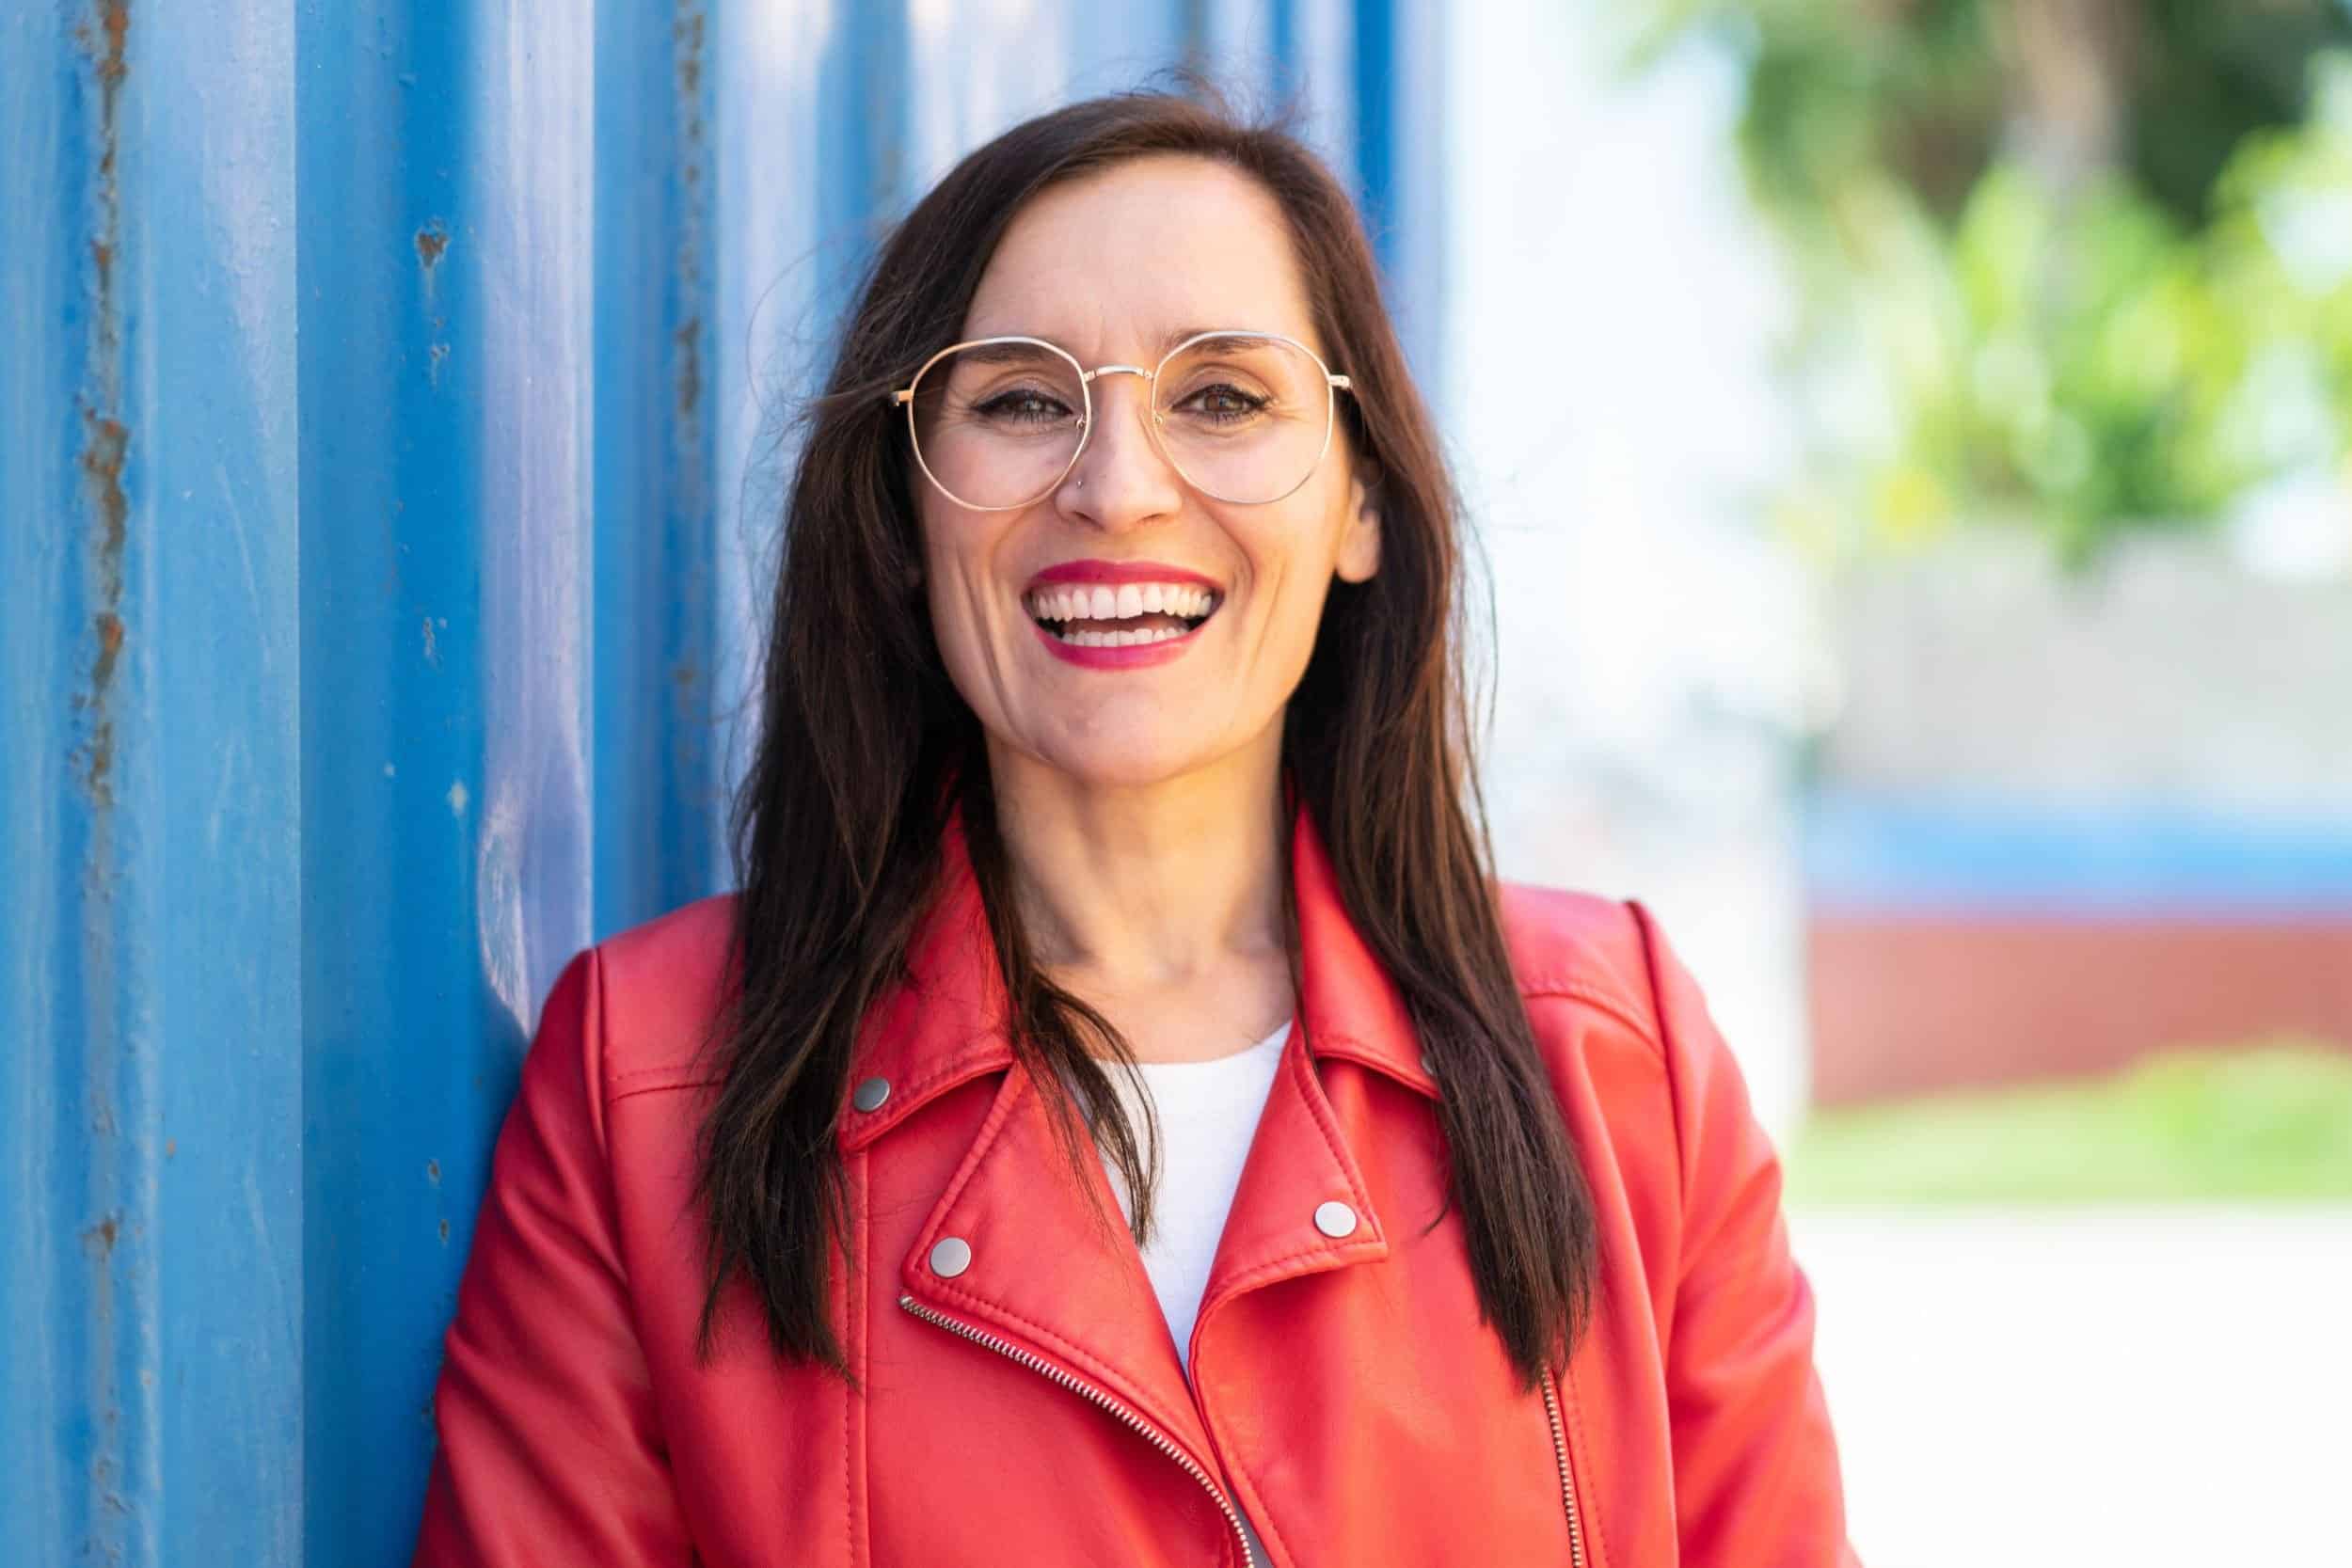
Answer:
[
  {"xmin": 1153, "ymin": 335, "xmax": 1333, "ymax": 503},
  {"xmin": 907, "ymin": 341, "xmax": 1087, "ymax": 509}
]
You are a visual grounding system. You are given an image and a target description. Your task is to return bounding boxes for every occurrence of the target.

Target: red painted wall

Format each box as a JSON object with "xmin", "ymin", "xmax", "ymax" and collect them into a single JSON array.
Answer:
[{"xmin": 1806, "ymin": 915, "xmax": 2352, "ymax": 1104}]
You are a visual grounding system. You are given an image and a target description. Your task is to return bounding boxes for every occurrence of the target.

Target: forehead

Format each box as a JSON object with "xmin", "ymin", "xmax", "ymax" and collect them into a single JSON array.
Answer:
[{"xmin": 960, "ymin": 154, "xmax": 1323, "ymax": 359}]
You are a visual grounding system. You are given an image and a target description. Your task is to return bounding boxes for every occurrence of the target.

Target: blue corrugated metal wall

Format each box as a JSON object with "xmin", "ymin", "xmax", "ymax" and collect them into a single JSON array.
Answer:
[{"xmin": 2, "ymin": 2, "xmax": 1442, "ymax": 1563}]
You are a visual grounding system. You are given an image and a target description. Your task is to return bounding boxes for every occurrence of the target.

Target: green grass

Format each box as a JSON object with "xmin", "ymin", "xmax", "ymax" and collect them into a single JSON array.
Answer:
[{"xmin": 1786, "ymin": 1038, "xmax": 2352, "ymax": 1204}]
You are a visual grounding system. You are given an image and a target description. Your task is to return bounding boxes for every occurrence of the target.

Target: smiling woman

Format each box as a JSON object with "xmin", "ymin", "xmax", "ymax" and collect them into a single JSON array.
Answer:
[{"xmin": 412, "ymin": 88, "xmax": 1858, "ymax": 1568}]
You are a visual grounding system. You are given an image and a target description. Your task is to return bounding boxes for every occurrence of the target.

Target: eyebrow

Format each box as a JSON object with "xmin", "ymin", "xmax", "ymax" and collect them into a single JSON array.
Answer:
[
  {"xmin": 961, "ymin": 325, "xmax": 1311, "ymax": 359},
  {"xmin": 1155, "ymin": 325, "xmax": 1229, "ymax": 355},
  {"xmin": 949, "ymin": 340, "xmax": 1069, "ymax": 367},
  {"xmin": 1160, "ymin": 327, "xmax": 1282, "ymax": 356}
]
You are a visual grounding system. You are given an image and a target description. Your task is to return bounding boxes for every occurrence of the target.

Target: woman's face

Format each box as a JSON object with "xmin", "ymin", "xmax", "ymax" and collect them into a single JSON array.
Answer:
[{"xmin": 914, "ymin": 154, "xmax": 1380, "ymax": 794}]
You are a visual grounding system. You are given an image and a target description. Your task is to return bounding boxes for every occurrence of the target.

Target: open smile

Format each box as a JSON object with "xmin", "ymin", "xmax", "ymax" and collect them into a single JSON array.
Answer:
[
  {"xmin": 1024, "ymin": 580, "xmax": 1222, "ymax": 647},
  {"xmin": 1020, "ymin": 562, "xmax": 1226, "ymax": 669}
]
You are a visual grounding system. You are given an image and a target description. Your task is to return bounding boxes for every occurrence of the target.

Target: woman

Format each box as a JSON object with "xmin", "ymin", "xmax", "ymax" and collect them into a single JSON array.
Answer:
[{"xmin": 414, "ymin": 89, "xmax": 1854, "ymax": 1567}]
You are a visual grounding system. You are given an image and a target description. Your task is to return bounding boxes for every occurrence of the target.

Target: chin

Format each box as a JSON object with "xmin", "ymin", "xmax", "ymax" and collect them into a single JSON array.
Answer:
[
  {"xmin": 1009, "ymin": 721, "xmax": 1239, "ymax": 793},
  {"xmin": 1041, "ymin": 743, "xmax": 1210, "ymax": 792}
]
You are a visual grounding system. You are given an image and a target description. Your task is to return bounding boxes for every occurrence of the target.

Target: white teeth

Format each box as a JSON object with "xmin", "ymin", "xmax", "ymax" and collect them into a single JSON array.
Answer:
[
  {"xmin": 1024, "ymin": 581, "xmax": 1221, "ymax": 625},
  {"xmin": 1061, "ymin": 624, "xmax": 1189, "ymax": 647}
]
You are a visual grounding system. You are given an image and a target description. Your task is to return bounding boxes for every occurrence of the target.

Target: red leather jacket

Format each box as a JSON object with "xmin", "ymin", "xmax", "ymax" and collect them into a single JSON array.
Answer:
[{"xmin": 414, "ymin": 802, "xmax": 1856, "ymax": 1566}]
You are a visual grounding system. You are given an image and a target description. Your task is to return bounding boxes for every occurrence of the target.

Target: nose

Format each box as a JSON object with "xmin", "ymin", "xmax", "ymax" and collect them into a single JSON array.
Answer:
[{"xmin": 1055, "ymin": 369, "xmax": 1183, "ymax": 529}]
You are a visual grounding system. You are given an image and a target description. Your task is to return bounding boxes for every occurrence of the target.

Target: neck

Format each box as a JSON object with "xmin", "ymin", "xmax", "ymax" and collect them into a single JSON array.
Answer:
[{"xmin": 983, "ymin": 730, "xmax": 1289, "ymax": 990}]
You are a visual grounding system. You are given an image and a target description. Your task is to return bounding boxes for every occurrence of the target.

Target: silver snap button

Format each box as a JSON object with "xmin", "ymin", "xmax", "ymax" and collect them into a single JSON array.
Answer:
[
  {"xmin": 851, "ymin": 1077, "xmax": 891, "ymax": 1112},
  {"xmin": 1313, "ymin": 1200, "xmax": 1359, "ymax": 1239},
  {"xmin": 929, "ymin": 1236, "xmax": 973, "ymax": 1278}
]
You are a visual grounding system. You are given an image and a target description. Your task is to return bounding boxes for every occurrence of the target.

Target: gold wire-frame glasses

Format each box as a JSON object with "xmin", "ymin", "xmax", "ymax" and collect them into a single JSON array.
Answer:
[{"xmin": 888, "ymin": 327, "xmax": 1355, "ymax": 512}]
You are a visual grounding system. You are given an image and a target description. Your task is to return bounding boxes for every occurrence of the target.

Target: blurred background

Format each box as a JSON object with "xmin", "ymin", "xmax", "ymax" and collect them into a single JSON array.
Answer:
[
  {"xmin": 6, "ymin": 2, "xmax": 2347, "ymax": 1565},
  {"xmin": 1457, "ymin": 6, "xmax": 2352, "ymax": 1564}
]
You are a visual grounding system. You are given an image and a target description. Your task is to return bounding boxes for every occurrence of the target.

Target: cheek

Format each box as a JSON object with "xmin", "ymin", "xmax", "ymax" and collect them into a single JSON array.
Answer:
[
  {"xmin": 1260, "ymin": 574, "xmax": 1336, "ymax": 677},
  {"xmin": 1235, "ymin": 496, "xmax": 1357, "ymax": 644},
  {"xmin": 927, "ymin": 576, "xmax": 996, "ymax": 680},
  {"xmin": 917, "ymin": 526, "xmax": 1033, "ymax": 719},
  {"xmin": 914, "ymin": 507, "xmax": 987, "ymax": 641}
]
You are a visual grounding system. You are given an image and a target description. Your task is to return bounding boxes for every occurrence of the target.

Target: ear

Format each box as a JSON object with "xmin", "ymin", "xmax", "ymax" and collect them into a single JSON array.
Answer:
[{"xmin": 1334, "ymin": 471, "xmax": 1382, "ymax": 584}]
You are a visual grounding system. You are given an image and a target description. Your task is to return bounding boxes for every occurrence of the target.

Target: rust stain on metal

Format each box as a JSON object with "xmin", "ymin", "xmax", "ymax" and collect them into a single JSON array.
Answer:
[
  {"xmin": 674, "ymin": 317, "xmax": 701, "ymax": 418},
  {"xmin": 70, "ymin": 32, "xmax": 135, "ymax": 1560},
  {"xmin": 438, "ymin": 1218, "xmax": 452, "ymax": 1244},
  {"xmin": 97, "ymin": 1, "xmax": 128, "ymax": 77},
  {"xmin": 72, "ymin": 4, "xmax": 133, "ymax": 817},
  {"xmin": 415, "ymin": 222, "xmax": 450, "ymax": 270},
  {"xmin": 93, "ymin": 608, "xmax": 124, "ymax": 674},
  {"xmin": 72, "ymin": 420, "xmax": 129, "ymax": 808},
  {"xmin": 673, "ymin": 2, "xmax": 709, "ymax": 451},
  {"xmin": 674, "ymin": 5, "xmax": 704, "ymax": 95},
  {"xmin": 425, "ymin": 1158, "xmax": 441, "ymax": 1185},
  {"xmin": 73, "ymin": 2, "xmax": 129, "ymax": 84}
]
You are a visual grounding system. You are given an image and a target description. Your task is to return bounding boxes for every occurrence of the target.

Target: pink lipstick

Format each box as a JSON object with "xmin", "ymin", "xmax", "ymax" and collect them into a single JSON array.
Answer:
[{"xmin": 1021, "ymin": 560, "xmax": 1225, "ymax": 670}]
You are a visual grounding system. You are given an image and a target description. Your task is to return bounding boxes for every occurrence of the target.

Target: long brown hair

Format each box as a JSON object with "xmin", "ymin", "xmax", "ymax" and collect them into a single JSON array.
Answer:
[{"xmin": 695, "ymin": 87, "xmax": 1597, "ymax": 1393}]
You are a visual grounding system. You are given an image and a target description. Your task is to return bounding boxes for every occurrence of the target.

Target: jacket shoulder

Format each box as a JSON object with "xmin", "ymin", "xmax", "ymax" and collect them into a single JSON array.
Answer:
[
  {"xmin": 584, "ymin": 890, "xmax": 740, "ymax": 1096},
  {"xmin": 1493, "ymin": 879, "xmax": 1664, "ymax": 1057}
]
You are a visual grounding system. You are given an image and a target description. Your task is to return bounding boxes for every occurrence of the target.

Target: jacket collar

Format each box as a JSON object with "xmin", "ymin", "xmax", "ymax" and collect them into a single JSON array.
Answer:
[
  {"xmin": 861, "ymin": 785, "xmax": 1436, "ymax": 1478},
  {"xmin": 836, "ymin": 787, "xmax": 1438, "ymax": 1151}
]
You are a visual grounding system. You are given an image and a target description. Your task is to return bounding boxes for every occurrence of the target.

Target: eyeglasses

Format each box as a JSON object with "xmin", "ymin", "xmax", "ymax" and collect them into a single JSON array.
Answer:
[{"xmin": 889, "ymin": 328, "xmax": 1355, "ymax": 512}]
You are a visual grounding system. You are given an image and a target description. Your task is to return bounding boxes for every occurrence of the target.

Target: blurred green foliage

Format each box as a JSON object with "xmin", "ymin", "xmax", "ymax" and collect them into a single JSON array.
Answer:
[
  {"xmin": 1616, "ymin": 2, "xmax": 2352, "ymax": 566},
  {"xmin": 1787, "ymin": 1040, "xmax": 2352, "ymax": 1203}
]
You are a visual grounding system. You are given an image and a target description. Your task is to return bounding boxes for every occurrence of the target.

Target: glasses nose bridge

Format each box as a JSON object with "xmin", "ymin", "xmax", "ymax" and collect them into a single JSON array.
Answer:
[
  {"xmin": 1081, "ymin": 361, "xmax": 1158, "ymax": 420},
  {"xmin": 1075, "ymin": 361, "xmax": 1167, "ymax": 451}
]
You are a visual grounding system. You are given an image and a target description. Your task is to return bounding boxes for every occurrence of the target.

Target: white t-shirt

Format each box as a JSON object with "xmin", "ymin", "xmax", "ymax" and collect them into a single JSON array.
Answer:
[{"xmin": 1087, "ymin": 1020, "xmax": 1291, "ymax": 1567}]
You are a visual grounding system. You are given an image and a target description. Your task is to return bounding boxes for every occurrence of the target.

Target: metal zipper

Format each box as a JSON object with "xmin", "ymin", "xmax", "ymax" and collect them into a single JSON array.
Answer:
[
  {"xmin": 898, "ymin": 1292, "xmax": 1258, "ymax": 1568},
  {"xmin": 1539, "ymin": 1366, "xmax": 1590, "ymax": 1568}
]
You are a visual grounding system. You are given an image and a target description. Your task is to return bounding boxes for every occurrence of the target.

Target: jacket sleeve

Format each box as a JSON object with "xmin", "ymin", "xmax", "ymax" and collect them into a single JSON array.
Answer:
[
  {"xmin": 1629, "ymin": 902, "xmax": 1861, "ymax": 1567},
  {"xmin": 412, "ymin": 945, "xmax": 697, "ymax": 1566}
]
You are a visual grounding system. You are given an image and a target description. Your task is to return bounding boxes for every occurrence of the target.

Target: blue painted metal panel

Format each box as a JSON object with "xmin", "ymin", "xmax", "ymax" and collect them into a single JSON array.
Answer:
[
  {"xmin": 294, "ymin": 3, "xmax": 601, "ymax": 1560},
  {"xmin": 1805, "ymin": 788, "xmax": 2352, "ymax": 917},
  {"xmin": 3, "ymin": 3, "xmax": 304, "ymax": 1564},
  {"xmin": 591, "ymin": 0, "xmax": 723, "ymax": 943},
  {"xmin": 3, "ymin": 5, "xmax": 1445, "ymax": 1564}
]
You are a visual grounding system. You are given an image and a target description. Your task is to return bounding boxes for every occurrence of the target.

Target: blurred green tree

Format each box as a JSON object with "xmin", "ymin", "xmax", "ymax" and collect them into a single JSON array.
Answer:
[{"xmin": 1617, "ymin": 0, "xmax": 2352, "ymax": 566}]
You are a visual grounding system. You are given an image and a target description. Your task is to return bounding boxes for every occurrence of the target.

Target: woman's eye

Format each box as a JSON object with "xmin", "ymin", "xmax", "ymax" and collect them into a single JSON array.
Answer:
[
  {"xmin": 1178, "ymin": 384, "xmax": 1268, "ymax": 421},
  {"xmin": 973, "ymin": 388, "xmax": 1073, "ymax": 424}
]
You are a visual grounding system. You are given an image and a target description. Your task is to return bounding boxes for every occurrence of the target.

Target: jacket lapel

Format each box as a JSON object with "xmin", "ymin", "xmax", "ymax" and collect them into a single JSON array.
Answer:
[
  {"xmin": 1192, "ymin": 800, "xmax": 1438, "ymax": 1336},
  {"xmin": 857, "ymin": 793, "xmax": 1444, "ymax": 1463},
  {"xmin": 861, "ymin": 807, "xmax": 1216, "ymax": 1462}
]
